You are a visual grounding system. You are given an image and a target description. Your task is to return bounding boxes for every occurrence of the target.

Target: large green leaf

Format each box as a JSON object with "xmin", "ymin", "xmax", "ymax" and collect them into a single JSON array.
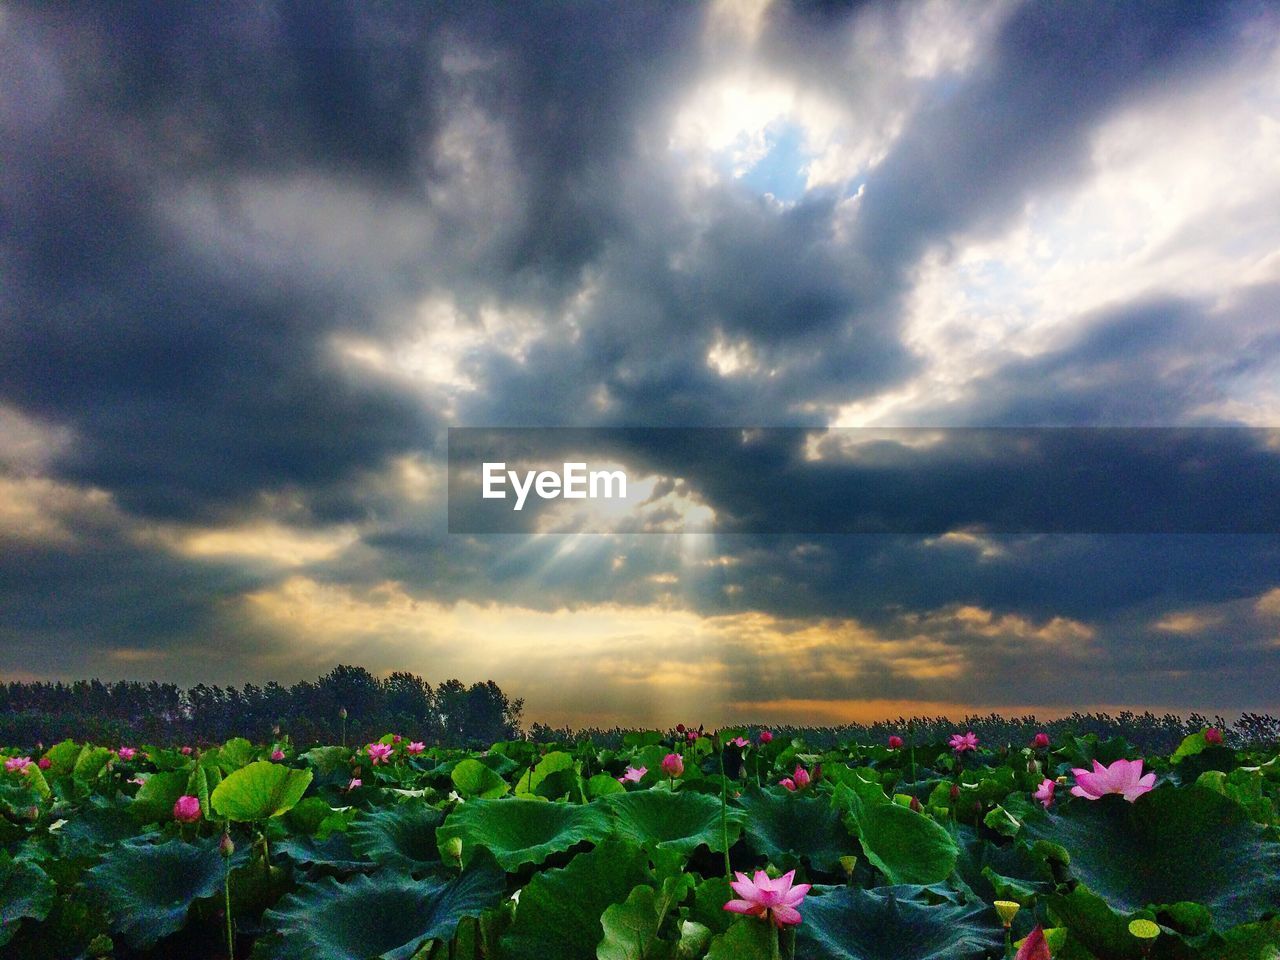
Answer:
[
  {"xmin": 452, "ymin": 758, "xmax": 510, "ymax": 799},
  {"xmin": 215, "ymin": 737, "xmax": 258, "ymax": 772},
  {"xmin": 501, "ymin": 839, "xmax": 649, "ymax": 960},
  {"xmin": 72, "ymin": 745, "xmax": 113, "ymax": 783},
  {"xmin": 57, "ymin": 797, "xmax": 145, "ymax": 857},
  {"xmin": 597, "ymin": 875, "xmax": 695, "ymax": 960},
  {"xmin": 130, "ymin": 770, "xmax": 191, "ymax": 824},
  {"xmin": 83, "ymin": 838, "xmax": 225, "ymax": 949},
  {"xmin": 437, "ymin": 797, "xmax": 612, "ymax": 870},
  {"xmin": 607, "ymin": 790, "xmax": 746, "ymax": 856},
  {"xmin": 516, "ymin": 751, "xmax": 582, "ymax": 800},
  {"xmin": 736, "ymin": 788, "xmax": 855, "ymax": 872},
  {"xmin": 838, "ymin": 785, "xmax": 958, "ymax": 885},
  {"xmin": 1024, "ymin": 786, "xmax": 1280, "ymax": 929},
  {"xmin": 261, "ymin": 849, "xmax": 506, "ymax": 960},
  {"xmin": 795, "ymin": 885, "xmax": 1003, "ymax": 960},
  {"xmin": 0, "ymin": 857, "xmax": 55, "ymax": 947},
  {"xmin": 705, "ymin": 918, "xmax": 776, "ymax": 960},
  {"xmin": 348, "ymin": 802, "xmax": 443, "ymax": 873},
  {"xmin": 211, "ymin": 760, "xmax": 313, "ymax": 822},
  {"xmin": 41, "ymin": 739, "xmax": 83, "ymax": 781}
]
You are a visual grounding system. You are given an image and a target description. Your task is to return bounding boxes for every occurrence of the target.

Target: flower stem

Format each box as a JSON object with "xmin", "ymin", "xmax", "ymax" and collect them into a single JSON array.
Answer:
[
  {"xmin": 720, "ymin": 766, "xmax": 731, "ymax": 878},
  {"xmin": 223, "ymin": 861, "xmax": 234, "ymax": 960}
]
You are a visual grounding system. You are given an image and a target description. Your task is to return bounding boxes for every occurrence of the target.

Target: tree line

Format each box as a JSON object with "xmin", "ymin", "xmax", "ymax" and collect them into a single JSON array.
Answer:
[{"xmin": 0, "ymin": 665, "xmax": 524, "ymax": 748}]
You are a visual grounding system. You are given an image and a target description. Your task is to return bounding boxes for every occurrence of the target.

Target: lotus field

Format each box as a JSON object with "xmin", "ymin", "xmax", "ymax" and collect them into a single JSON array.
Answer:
[{"xmin": 1, "ymin": 725, "xmax": 1278, "ymax": 959}]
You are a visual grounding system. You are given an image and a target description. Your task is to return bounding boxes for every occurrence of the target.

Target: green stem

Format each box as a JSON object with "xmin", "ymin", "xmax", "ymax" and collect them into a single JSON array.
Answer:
[
  {"xmin": 1004, "ymin": 928, "xmax": 1013, "ymax": 960},
  {"xmin": 770, "ymin": 924, "xmax": 782, "ymax": 960},
  {"xmin": 224, "ymin": 861, "xmax": 234, "ymax": 960},
  {"xmin": 720, "ymin": 767, "xmax": 731, "ymax": 878}
]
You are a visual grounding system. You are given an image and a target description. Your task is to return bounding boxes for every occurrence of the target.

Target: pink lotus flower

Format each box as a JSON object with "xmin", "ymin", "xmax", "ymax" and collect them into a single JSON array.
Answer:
[
  {"xmin": 1204, "ymin": 727, "xmax": 1223, "ymax": 746},
  {"xmin": 366, "ymin": 742, "xmax": 394, "ymax": 765},
  {"xmin": 728, "ymin": 736, "xmax": 750, "ymax": 749},
  {"xmin": 618, "ymin": 765, "xmax": 647, "ymax": 784},
  {"xmin": 128, "ymin": 777, "xmax": 145, "ymax": 786},
  {"xmin": 180, "ymin": 746, "xmax": 193, "ymax": 756},
  {"xmin": 1033, "ymin": 778, "xmax": 1055, "ymax": 809},
  {"xmin": 1032, "ymin": 732, "xmax": 1050, "ymax": 749},
  {"xmin": 949, "ymin": 732, "xmax": 979, "ymax": 753},
  {"xmin": 347, "ymin": 777, "xmax": 362, "ymax": 790},
  {"xmin": 5, "ymin": 756, "xmax": 32, "ymax": 773},
  {"xmin": 888, "ymin": 735, "xmax": 903, "ymax": 749},
  {"xmin": 758, "ymin": 730, "xmax": 773, "ymax": 744},
  {"xmin": 37, "ymin": 757, "xmax": 51, "ymax": 770},
  {"xmin": 406, "ymin": 741, "xmax": 426, "ymax": 755},
  {"xmin": 1015, "ymin": 925, "xmax": 1051, "ymax": 960},
  {"xmin": 724, "ymin": 869, "xmax": 811, "ymax": 928},
  {"xmin": 392, "ymin": 734, "xmax": 402, "ymax": 744},
  {"xmin": 270, "ymin": 749, "xmax": 285, "ymax": 761},
  {"xmin": 792, "ymin": 765, "xmax": 811, "ymax": 789},
  {"xmin": 1070, "ymin": 758, "xmax": 1156, "ymax": 802},
  {"xmin": 173, "ymin": 795, "xmax": 202, "ymax": 823},
  {"xmin": 779, "ymin": 777, "xmax": 796, "ymax": 791},
  {"xmin": 686, "ymin": 731, "xmax": 698, "ymax": 743},
  {"xmin": 116, "ymin": 747, "xmax": 137, "ymax": 761},
  {"xmin": 676, "ymin": 724, "xmax": 686, "ymax": 734},
  {"xmin": 661, "ymin": 753, "xmax": 684, "ymax": 778}
]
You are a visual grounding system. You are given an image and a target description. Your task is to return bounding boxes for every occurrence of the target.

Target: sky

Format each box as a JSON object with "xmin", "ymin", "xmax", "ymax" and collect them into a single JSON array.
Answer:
[{"xmin": 2, "ymin": 0, "xmax": 1280, "ymax": 728}]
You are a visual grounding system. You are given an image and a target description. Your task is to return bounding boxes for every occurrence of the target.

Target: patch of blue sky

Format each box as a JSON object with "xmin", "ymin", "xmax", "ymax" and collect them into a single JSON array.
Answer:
[{"xmin": 733, "ymin": 121, "xmax": 812, "ymax": 203}]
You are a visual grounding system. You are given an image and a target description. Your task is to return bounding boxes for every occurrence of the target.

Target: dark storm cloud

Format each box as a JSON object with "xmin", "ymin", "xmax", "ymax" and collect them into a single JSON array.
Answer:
[
  {"xmin": 919, "ymin": 284, "xmax": 1280, "ymax": 427},
  {"xmin": 853, "ymin": 0, "xmax": 1252, "ymax": 276}
]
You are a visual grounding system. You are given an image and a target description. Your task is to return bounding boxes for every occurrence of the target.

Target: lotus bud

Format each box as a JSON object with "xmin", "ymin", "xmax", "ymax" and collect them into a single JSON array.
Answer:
[
  {"xmin": 339, "ymin": 707, "xmax": 347, "ymax": 719},
  {"xmin": 909, "ymin": 796, "xmax": 922, "ymax": 812},
  {"xmin": 173, "ymin": 795, "xmax": 202, "ymax": 824},
  {"xmin": 219, "ymin": 832, "xmax": 235, "ymax": 858},
  {"xmin": 949, "ymin": 783, "xmax": 961, "ymax": 802},
  {"xmin": 1204, "ymin": 728, "xmax": 1223, "ymax": 746},
  {"xmin": 1032, "ymin": 732, "xmax": 1050, "ymax": 749},
  {"xmin": 994, "ymin": 901, "xmax": 1020, "ymax": 928},
  {"xmin": 888, "ymin": 735, "xmax": 903, "ymax": 749}
]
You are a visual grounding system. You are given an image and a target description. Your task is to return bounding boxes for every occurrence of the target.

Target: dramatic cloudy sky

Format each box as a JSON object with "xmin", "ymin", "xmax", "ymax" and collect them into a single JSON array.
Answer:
[{"xmin": 3, "ymin": 0, "xmax": 1280, "ymax": 727}]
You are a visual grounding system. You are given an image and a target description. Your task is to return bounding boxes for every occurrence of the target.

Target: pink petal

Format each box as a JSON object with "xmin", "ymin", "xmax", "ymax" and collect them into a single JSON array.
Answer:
[
  {"xmin": 1015, "ymin": 925, "xmax": 1051, "ymax": 960},
  {"xmin": 782, "ymin": 884, "xmax": 811, "ymax": 906},
  {"xmin": 723, "ymin": 900, "xmax": 757, "ymax": 915},
  {"xmin": 730, "ymin": 879, "xmax": 759, "ymax": 900},
  {"xmin": 771, "ymin": 905, "xmax": 803, "ymax": 927}
]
